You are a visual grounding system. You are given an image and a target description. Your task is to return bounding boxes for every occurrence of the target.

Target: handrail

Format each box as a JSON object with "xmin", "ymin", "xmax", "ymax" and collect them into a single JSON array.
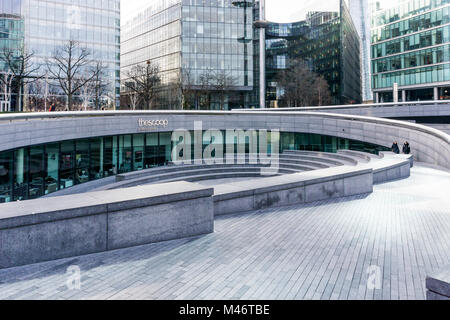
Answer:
[{"xmin": 233, "ymin": 100, "xmax": 450, "ymax": 112}]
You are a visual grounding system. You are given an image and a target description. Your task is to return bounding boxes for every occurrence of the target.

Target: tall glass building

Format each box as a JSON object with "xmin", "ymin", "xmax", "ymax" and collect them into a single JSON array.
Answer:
[
  {"xmin": 0, "ymin": 0, "xmax": 121, "ymax": 111},
  {"xmin": 349, "ymin": 0, "xmax": 373, "ymax": 102},
  {"xmin": 121, "ymin": 0, "xmax": 255, "ymax": 110},
  {"xmin": 0, "ymin": 11, "xmax": 24, "ymax": 112},
  {"xmin": 263, "ymin": 0, "xmax": 362, "ymax": 107},
  {"xmin": 371, "ymin": 0, "xmax": 450, "ymax": 102}
]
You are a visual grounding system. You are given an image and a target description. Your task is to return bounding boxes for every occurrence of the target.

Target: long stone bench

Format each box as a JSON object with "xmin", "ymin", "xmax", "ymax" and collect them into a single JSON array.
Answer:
[
  {"xmin": 213, "ymin": 166, "xmax": 374, "ymax": 216},
  {"xmin": 426, "ymin": 266, "xmax": 450, "ymax": 300},
  {"xmin": 337, "ymin": 150, "xmax": 374, "ymax": 162},
  {"xmin": 96, "ymin": 166, "xmax": 285, "ymax": 191},
  {"xmin": 0, "ymin": 182, "xmax": 214, "ymax": 269},
  {"xmin": 283, "ymin": 150, "xmax": 359, "ymax": 165},
  {"xmin": 368, "ymin": 152, "xmax": 413, "ymax": 184}
]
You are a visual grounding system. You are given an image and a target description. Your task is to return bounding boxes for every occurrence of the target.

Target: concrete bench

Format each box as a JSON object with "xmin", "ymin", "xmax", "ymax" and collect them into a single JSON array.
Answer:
[
  {"xmin": 337, "ymin": 150, "xmax": 374, "ymax": 162},
  {"xmin": 213, "ymin": 166, "xmax": 374, "ymax": 216},
  {"xmin": 426, "ymin": 266, "xmax": 450, "ymax": 300},
  {"xmin": 369, "ymin": 152, "xmax": 413, "ymax": 184},
  {"xmin": 278, "ymin": 156, "xmax": 341, "ymax": 167},
  {"xmin": 116, "ymin": 163, "xmax": 269, "ymax": 182},
  {"xmin": 98, "ymin": 166, "xmax": 282, "ymax": 191},
  {"xmin": 283, "ymin": 150, "xmax": 359, "ymax": 165},
  {"xmin": 0, "ymin": 182, "xmax": 214, "ymax": 269}
]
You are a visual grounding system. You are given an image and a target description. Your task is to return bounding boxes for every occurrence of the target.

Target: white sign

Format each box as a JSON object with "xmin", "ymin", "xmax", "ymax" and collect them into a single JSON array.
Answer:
[{"xmin": 138, "ymin": 119, "xmax": 169, "ymax": 128}]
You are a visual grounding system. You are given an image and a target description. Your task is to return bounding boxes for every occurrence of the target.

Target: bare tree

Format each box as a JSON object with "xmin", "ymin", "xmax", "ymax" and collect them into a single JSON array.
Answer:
[
  {"xmin": 0, "ymin": 48, "xmax": 42, "ymax": 111},
  {"xmin": 90, "ymin": 62, "xmax": 109, "ymax": 110},
  {"xmin": 123, "ymin": 60, "xmax": 161, "ymax": 110},
  {"xmin": 211, "ymin": 70, "xmax": 237, "ymax": 110},
  {"xmin": 198, "ymin": 69, "xmax": 215, "ymax": 110},
  {"xmin": 28, "ymin": 78, "xmax": 46, "ymax": 112},
  {"xmin": 46, "ymin": 40, "xmax": 95, "ymax": 111},
  {"xmin": 0, "ymin": 72, "xmax": 14, "ymax": 111},
  {"xmin": 314, "ymin": 75, "xmax": 332, "ymax": 106},
  {"xmin": 180, "ymin": 68, "xmax": 198, "ymax": 110},
  {"xmin": 278, "ymin": 59, "xmax": 332, "ymax": 107},
  {"xmin": 128, "ymin": 87, "xmax": 140, "ymax": 110},
  {"xmin": 80, "ymin": 70, "xmax": 96, "ymax": 111}
]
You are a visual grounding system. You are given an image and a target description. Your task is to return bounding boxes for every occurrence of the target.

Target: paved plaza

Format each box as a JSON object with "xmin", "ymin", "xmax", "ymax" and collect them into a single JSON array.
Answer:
[{"xmin": 0, "ymin": 165, "xmax": 449, "ymax": 300}]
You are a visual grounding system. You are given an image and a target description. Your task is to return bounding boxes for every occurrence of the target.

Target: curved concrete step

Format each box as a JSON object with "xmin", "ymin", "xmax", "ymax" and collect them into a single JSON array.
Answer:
[
  {"xmin": 110, "ymin": 171, "xmax": 282, "ymax": 189},
  {"xmin": 280, "ymin": 153, "xmax": 353, "ymax": 166},
  {"xmin": 337, "ymin": 150, "xmax": 374, "ymax": 162},
  {"xmin": 99, "ymin": 166, "xmax": 306, "ymax": 191},
  {"xmin": 283, "ymin": 150, "xmax": 358, "ymax": 165},
  {"xmin": 117, "ymin": 163, "xmax": 268, "ymax": 182},
  {"xmin": 278, "ymin": 158, "xmax": 332, "ymax": 169}
]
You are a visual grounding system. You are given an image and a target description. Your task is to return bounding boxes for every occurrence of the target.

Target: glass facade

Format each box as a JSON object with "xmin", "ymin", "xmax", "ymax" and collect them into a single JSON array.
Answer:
[
  {"xmin": 181, "ymin": 0, "xmax": 254, "ymax": 89},
  {"xmin": 263, "ymin": 0, "xmax": 362, "ymax": 106},
  {"xmin": 0, "ymin": 130, "xmax": 389, "ymax": 203},
  {"xmin": 0, "ymin": 14, "xmax": 24, "ymax": 72},
  {"xmin": 349, "ymin": 0, "xmax": 373, "ymax": 101},
  {"xmin": 0, "ymin": 12, "xmax": 24, "ymax": 112},
  {"xmin": 371, "ymin": 0, "xmax": 450, "ymax": 101},
  {"xmin": 121, "ymin": 0, "xmax": 182, "ymax": 87},
  {"xmin": 0, "ymin": 0, "xmax": 121, "ymax": 110},
  {"xmin": 121, "ymin": 0, "xmax": 255, "ymax": 110}
]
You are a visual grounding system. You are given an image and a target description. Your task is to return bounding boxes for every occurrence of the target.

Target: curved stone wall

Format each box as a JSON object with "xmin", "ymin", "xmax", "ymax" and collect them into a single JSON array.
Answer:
[{"xmin": 0, "ymin": 110, "xmax": 449, "ymax": 169}]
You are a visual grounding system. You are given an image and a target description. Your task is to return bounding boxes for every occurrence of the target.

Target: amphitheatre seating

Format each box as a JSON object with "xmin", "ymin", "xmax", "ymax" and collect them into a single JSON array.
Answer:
[
  {"xmin": 0, "ymin": 148, "xmax": 415, "ymax": 269},
  {"xmin": 93, "ymin": 149, "xmax": 412, "ymax": 191},
  {"xmin": 284, "ymin": 150, "xmax": 412, "ymax": 184},
  {"xmin": 97, "ymin": 151, "xmax": 355, "ymax": 191},
  {"xmin": 282, "ymin": 150, "xmax": 359, "ymax": 165},
  {"xmin": 337, "ymin": 149, "xmax": 376, "ymax": 162}
]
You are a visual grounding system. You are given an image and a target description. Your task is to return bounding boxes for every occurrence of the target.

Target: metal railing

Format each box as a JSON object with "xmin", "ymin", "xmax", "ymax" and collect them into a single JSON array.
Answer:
[{"xmin": 233, "ymin": 100, "xmax": 450, "ymax": 112}]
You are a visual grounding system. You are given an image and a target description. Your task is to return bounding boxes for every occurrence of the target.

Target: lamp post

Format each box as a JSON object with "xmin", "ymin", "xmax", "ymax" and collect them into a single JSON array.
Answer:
[{"xmin": 253, "ymin": 0, "xmax": 268, "ymax": 108}]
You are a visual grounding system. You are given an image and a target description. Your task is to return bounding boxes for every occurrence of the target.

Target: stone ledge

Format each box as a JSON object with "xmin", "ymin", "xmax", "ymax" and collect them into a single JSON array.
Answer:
[
  {"xmin": 213, "ymin": 167, "xmax": 374, "ymax": 215},
  {"xmin": 426, "ymin": 265, "xmax": 450, "ymax": 300},
  {"xmin": 0, "ymin": 182, "xmax": 213, "ymax": 230},
  {"xmin": 0, "ymin": 181, "xmax": 215, "ymax": 269}
]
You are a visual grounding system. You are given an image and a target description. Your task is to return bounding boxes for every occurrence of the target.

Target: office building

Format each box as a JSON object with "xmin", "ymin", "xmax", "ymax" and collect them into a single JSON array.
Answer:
[
  {"xmin": 371, "ymin": 0, "xmax": 450, "ymax": 102},
  {"xmin": 0, "ymin": 0, "xmax": 121, "ymax": 111},
  {"xmin": 349, "ymin": 0, "xmax": 373, "ymax": 102},
  {"xmin": 0, "ymin": 12, "xmax": 24, "ymax": 112},
  {"xmin": 121, "ymin": 0, "xmax": 255, "ymax": 110},
  {"xmin": 263, "ymin": 0, "xmax": 362, "ymax": 107}
]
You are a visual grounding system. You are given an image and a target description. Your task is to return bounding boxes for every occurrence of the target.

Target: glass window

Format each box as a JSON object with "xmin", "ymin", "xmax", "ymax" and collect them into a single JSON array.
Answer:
[
  {"xmin": 60, "ymin": 141, "xmax": 75, "ymax": 190},
  {"xmin": 45, "ymin": 143, "xmax": 59, "ymax": 195},
  {"xmin": 160, "ymin": 132, "xmax": 172, "ymax": 165},
  {"xmin": 90, "ymin": 138, "xmax": 103, "ymax": 180},
  {"xmin": 29, "ymin": 146, "xmax": 44, "ymax": 199},
  {"xmin": 118, "ymin": 135, "xmax": 132, "ymax": 173},
  {"xmin": 13, "ymin": 148, "xmax": 28, "ymax": 201},
  {"xmin": 145, "ymin": 133, "xmax": 159, "ymax": 168},
  {"xmin": 75, "ymin": 139, "xmax": 90, "ymax": 185},
  {"xmin": 0, "ymin": 151, "xmax": 13, "ymax": 203},
  {"xmin": 133, "ymin": 134, "xmax": 145, "ymax": 171}
]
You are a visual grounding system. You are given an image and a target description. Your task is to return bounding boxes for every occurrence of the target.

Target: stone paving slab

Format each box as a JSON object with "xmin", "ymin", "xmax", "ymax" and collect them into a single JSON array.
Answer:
[{"xmin": 0, "ymin": 165, "xmax": 448, "ymax": 300}]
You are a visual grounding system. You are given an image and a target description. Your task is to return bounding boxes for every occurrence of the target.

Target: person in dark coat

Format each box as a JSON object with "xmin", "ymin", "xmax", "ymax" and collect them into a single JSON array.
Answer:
[
  {"xmin": 391, "ymin": 141, "xmax": 400, "ymax": 154},
  {"xmin": 402, "ymin": 141, "xmax": 411, "ymax": 154}
]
